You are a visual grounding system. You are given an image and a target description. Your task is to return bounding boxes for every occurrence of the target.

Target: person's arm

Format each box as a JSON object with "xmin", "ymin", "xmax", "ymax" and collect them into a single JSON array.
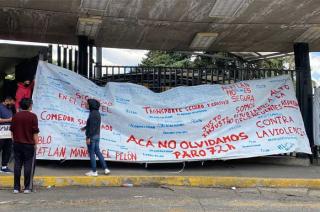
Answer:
[
  {"xmin": 85, "ymin": 114, "xmax": 92, "ymax": 139},
  {"xmin": 33, "ymin": 133, "xmax": 39, "ymax": 148},
  {"xmin": 0, "ymin": 118, "xmax": 12, "ymax": 123},
  {"xmin": 33, "ymin": 133, "xmax": 39, "ymax": 143},
  {"xmin": 85, "ymin": 114, "xmax": 93, "ymax": 145},
  {"xmin": 10, "ymin": 116, "xmax": 15, "ymax": 140},
  {"xmin": 15, "ymin": 84, "xmax": 24, "ymax": 111},
  {"xmin": 0, "ymin": 106, "xmax": 12, "ymax": 123},
  {"xmin": 30, "ymin": 80, "xmax": 35, "ymax": 89},
  {"xmin": 0, "ymin": 109, "xmax": 7, "ymax": 123},
  {"xmin": 32, "ymin": 114, "xmax": 40, "ymax": 145}
]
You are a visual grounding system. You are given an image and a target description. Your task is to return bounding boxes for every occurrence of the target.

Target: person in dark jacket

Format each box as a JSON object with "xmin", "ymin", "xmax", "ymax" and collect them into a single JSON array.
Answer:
[{"xmin": 81, "ymin": 99, "xmax": 110, "ymax": 176}]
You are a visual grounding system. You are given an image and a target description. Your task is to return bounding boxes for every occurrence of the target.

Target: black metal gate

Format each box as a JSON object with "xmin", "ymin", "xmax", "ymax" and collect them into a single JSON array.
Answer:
[{"xmin": 93, "ymin": 65, "xmax": 300, "ymax": 93}]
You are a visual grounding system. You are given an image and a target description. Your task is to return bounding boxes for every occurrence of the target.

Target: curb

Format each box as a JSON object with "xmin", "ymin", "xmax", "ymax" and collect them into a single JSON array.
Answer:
[{"xmin": 1, "ymin": 176, "xmax": 320, "ymax": 189}]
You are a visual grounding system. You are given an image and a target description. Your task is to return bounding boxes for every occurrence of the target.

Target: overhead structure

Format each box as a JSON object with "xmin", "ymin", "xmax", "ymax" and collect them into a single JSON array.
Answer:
[
  {"xmin": 0, "ymin": 43, "xmax": 47, "ymax": 74},
  {"xmin": 230, "ymin": 52, "xmax": 294, "ymax": 62},
  {"xmin": 76, "ymin": 17, "xmax": 102, "ymax": 39},
  {"xmin": 0, "ymin": 0, "xmax": 319, "ymax": 52}
]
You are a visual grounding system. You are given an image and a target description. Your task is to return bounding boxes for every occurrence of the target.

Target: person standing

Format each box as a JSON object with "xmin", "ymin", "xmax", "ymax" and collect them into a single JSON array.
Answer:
[
  {"xmin": 10, "ymin": 98, "xmax": 39, "ymax": 194},
  {"xmin": 81, "ymin": 99, "xmax": 110, "ymax": 177},
  {"xmin": 15, "ymin": 80, "xmax": 34, "ymax": 112},
  {"xmin": 0, "ymin": 96, "xmax": 15, "ymax": 173}
]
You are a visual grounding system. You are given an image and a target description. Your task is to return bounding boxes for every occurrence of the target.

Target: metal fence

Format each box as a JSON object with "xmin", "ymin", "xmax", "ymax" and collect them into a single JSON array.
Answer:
[{"xmin": 93, "ymin": 66, "xmax": 300, "ymax": 93}]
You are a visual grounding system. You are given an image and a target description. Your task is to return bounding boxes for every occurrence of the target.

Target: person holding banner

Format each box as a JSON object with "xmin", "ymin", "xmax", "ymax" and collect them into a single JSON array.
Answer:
[
  {"xmin": 81, "ymin": 99, "xmax": 110, "ymax": 177},
  {"xmin": 0, "ymin": 96, "xmax": 15, "ymax": 173},
  {"xmin": 15, "ymin": 80, "xmax": 34, "ymax": 112},
  {"xmin": 10, "ymin": 98, "xmax": 39, "ymax": 194}
]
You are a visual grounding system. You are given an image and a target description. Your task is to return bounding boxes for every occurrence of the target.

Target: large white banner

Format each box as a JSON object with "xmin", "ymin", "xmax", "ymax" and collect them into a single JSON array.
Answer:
[{"xmin": 32, "ymin": 61, "xmax": 311, "ymax": 162}]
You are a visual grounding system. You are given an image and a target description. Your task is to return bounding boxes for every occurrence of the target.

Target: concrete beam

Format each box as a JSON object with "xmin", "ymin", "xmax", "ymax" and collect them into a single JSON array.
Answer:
[{"xmin": 0, "ymin": 1, "xmax": 320, "ymax": 51}]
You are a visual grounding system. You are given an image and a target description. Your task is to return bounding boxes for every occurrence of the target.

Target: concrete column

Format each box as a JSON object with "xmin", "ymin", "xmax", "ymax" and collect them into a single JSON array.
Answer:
[
  {"xmin": 294, "ymin": 43, "xmax": 314, "ymax": 153},
  {"xmin": 89, "ymin": 40, "xmax": 94, "ymax": 79},
  {"xmin": 74, "ymin": 50, "xmax": 78, "ymax": 73},
  {"xmin": 48, "ymin": 45, "xmax": 53, "ymax": 63},
  {"xmin": 78, "ymin": 36, "xmax": 88, "ymax": 77},
  {"xmin": 96, "ymin": 47, "xmax": 102, "ymax": 79}
]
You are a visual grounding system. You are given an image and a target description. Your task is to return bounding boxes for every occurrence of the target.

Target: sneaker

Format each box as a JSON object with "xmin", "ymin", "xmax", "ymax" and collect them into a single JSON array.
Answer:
[
  {"xmin": 23, "ymin": 190, "xmax": 31, "ymax": 194},
  {"xmin": 13, "ymin": 190, "xmax": 19, "ymax": 194},
  {"xmin": 85, "ymin": 171, "xmax": 98, "ymax": 177},
  {"xmin": 0, "ymin": 167, "xmax": 13, "ymax": 174},
  {"xmin": 104, "ymin": 169, "xmax": 110, "ymax": 175}
]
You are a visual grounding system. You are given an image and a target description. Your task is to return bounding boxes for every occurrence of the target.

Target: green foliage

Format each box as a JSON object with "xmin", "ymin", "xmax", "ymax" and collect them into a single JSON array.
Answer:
[
  {"xmin": 192, "ymin": 52, "xmax": 216, "ymax": 68},
  {"xmin": 140, "ymin": 51, "xmax": 192, "ymax": 67},
  {"xmin": 140, "ymin": 50, "xmax": 294, "ymax": 70},
  {"xmin": 253, "ymin": 56, "xmax": 295, "ymax": 70}
]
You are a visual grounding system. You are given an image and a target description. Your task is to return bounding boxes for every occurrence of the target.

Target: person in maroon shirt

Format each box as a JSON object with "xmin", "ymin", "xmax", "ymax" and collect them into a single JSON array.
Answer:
[{"xmin": 10, "ymin": 98, "xmax": 39, "ymax": 194}]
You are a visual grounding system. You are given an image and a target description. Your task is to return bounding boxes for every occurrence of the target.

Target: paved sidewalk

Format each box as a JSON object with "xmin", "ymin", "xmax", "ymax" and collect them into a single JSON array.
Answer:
[
  {"xmin": 1, "ymin": 157, "xmax": 320, "ymax": 188},
  {"xmin": 1, "ymin": 187, "xmax": 320, "ymax": 212}
]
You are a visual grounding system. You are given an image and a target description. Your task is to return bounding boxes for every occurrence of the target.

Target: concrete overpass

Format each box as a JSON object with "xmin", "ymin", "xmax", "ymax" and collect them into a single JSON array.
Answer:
[{"xmin": 0, "ymin": 0, "xmax": 319, "ymax": 52}]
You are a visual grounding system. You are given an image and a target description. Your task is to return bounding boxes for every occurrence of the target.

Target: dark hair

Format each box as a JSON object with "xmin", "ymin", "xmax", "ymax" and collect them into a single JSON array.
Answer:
[
  {"xmin": 20, "ymin": 98, "xmax": 33, "ymax": 110},
  {"xmin": 2, "ymin": 96, "xmax": 14, "ymax": 102}
]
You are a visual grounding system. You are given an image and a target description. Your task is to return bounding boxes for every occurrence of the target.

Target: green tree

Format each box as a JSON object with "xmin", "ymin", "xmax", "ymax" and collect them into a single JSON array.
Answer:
[
  {"xmin": 140, "ymin": 51, "xmax": 191, "ymax": 67},
  {"xmin": 251, "ymin": 56, "xmax": 295, "ymax": 70},
  {"xmin": 140, "ymin": 50, "xmax": 294, "ymax": 70}
]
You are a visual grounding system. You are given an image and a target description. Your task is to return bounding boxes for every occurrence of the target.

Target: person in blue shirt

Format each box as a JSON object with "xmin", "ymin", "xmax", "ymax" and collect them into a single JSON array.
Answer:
[{"xmin": 0, "ymin": 96, "xmax": 15, "ymax": 173}]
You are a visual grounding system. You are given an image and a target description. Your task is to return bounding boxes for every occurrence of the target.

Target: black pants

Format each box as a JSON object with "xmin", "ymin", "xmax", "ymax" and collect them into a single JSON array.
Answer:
[
  {"xmin": 0, "ymin": 138, "xmax": 12, "ymax": 167},
  {"xmin": 13, "ymin": 143, "xmax": 36, "ymax": 191}
]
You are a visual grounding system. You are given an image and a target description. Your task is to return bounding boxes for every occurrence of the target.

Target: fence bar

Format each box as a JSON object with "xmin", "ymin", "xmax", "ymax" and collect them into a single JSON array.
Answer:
[
  {"xmin": 222, "ymin": 69, "xmax": 225, "ymax": 84},
  {"xmin": 63, "ymin": 47, "xmax": 67, "ymax": 68},
  {"xmin": 168, "ymin": 68, "xmax": 172, "ymax": 88},
  {"xmin": 74, "ymin": 50, "xmax": 78, "ymax": 73},
  {"xmin": 163, "ymin": 68, "xmax": 166, "ymax": 90},
  {"xmin": 57, "ymin": 45, "xmax": 61, "ymax": 66},
  {"xmin": 68, "ymin": 49, "xmax": 73, "ymax": 71},
  {"xmin": 157, "ymin": 68, "xmax": 161, "ymax": 92}
]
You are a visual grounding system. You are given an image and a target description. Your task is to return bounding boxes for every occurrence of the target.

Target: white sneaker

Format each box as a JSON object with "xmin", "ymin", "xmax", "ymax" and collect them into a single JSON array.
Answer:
[
  {"xmin": 23, "ymin": 190, "xmax": 31, "ymax": 194},
  {"xmin": 13, "ymin": 190, "xmax": 19, "ymax": 194},
  {"xmin": 104, "ymin": 169, "xmax": 110, "ymax": 175},
  {"xmin": 85, "ymin": 171, "xmax": 98, "ymax": 177}
]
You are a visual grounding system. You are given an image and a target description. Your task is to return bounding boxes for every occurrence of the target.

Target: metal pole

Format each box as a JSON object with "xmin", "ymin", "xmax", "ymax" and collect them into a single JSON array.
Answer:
[
  {"xmin": 74, "ymin": 50, "xmax": 78, "ymax": 73},
  {"xmin": 48, "ymin": 45, "xmax": 53, "ymax": 63},
  {"xmin": 294, "ymin": 42, "xmax": 314, "ymax": 159},
  {"xmin": 78, "ymin": 36, "xmax": 88, "ymax": 77},
  {"xmin": 68, "ymin": 49, "xmax": 73, "ymax": 71},
  {"xmin": 96, "ymin": 47, "xmax": 102, "ymax": 79},
  {"xmin": 57, "ymin": 45, "xmax": 61, "ymax": 66},
  {"xmin": 63, "ymin": 47, "xmax": 67, "ymax": 68},
  {"xmin": 89, "ymin": 40, "xmax": 94, "ymax": 79}
]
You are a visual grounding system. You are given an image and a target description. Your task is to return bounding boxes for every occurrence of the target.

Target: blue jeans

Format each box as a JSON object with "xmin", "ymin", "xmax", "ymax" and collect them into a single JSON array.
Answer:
[{"xmin": 87, "ymin": 136, "xmax": 107, "ymax": 172}]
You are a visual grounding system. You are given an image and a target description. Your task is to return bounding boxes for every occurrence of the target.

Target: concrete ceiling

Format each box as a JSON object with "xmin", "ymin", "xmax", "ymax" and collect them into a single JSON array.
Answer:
[{"xmin": 0, "ymin": 0, "xmax": 320, "ymax": 52}]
